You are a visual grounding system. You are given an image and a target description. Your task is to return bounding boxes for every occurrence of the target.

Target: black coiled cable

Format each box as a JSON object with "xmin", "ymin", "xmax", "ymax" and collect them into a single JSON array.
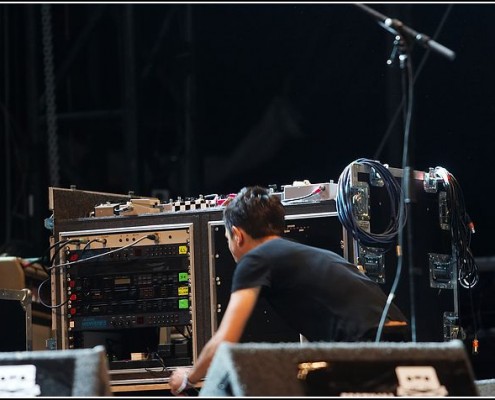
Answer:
[{"xmin": 434, "ymin": 167, "xmax": 478, "ymax": 288}]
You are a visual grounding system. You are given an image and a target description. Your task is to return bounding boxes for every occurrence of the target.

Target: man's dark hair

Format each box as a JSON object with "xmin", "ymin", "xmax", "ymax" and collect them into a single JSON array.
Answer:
[{"xmin": 223, "ymin": 186, "xmax": 285, "ymax": 239}]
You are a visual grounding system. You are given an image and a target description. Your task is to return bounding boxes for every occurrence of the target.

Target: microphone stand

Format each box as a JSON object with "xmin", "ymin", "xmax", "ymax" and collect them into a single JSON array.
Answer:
[
  {"xmin": 355, "ymin": 4, "xmax": 456, "ymax": 61},
  {"xmin": 355, "ymin": 4, "xmax": 456, "ymax": 343}
]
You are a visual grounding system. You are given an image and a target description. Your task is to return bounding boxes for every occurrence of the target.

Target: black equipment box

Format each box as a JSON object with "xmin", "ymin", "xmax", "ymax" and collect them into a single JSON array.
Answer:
[
  {"xmin": 207, "ymin": 201, "xmax": 345, "ymax": 343},
  {"xmin": 345, "ymin": 163, "xmax": 459, "ymax": 342},
  {"xmin": 0, "ymin": 288, "xmax": 32, "ymax": 351}
]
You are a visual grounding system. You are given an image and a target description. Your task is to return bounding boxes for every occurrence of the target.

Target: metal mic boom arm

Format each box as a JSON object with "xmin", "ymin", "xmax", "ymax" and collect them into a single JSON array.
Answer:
[{"xmin": 355, "ymin": 3, "xmax": 456, "ymax": 61}]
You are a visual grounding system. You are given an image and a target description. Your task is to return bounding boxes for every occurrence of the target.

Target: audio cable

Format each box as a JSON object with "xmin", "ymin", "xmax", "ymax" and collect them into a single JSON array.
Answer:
[
  {"xmin": 53, "ymin": 233, "xmax": 158, "ymax": 268},
  {"xmin": 336, "ymin": 158, "xmax": 407, "ymax": 248}
]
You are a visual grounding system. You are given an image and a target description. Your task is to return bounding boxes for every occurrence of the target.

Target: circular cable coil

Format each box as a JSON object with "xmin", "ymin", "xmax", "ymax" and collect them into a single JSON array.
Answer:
[{"xmin": 336, "ymin": 158, "xmax": 407, "ymax": 248}]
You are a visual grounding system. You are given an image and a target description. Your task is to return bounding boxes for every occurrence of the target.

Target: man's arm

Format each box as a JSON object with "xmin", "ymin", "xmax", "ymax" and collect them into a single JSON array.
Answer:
[{"xmin": 169, "ymin": 286, "xmax": 260, "ymax": 395}]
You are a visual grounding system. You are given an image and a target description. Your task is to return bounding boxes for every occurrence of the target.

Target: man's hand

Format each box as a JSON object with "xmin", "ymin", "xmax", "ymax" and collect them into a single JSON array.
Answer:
[
  {"xmin": 169, "ymin": 367, "xmax": 193, "ymax": 396},
  {"xmin": 168, "ymin": 288, "xmax": 260, "ymax": 396}
]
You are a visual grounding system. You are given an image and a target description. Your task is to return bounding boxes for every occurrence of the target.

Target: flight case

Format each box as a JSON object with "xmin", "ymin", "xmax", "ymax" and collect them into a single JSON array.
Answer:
[{"xmin": 344, "ymin": 162, "xmax": 459, "ymax": 342}]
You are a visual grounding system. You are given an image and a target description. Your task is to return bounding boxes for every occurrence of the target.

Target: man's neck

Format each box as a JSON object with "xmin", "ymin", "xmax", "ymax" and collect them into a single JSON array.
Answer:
[{"xmin": 244, "ymin": 235, "xmax": 281, "ymax": 254}]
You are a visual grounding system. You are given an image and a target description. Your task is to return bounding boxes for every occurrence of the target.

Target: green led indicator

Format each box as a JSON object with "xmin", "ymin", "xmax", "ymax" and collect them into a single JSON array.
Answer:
[
  {"xmin": 178, "ymin": 272, "xmax": 189, "ymax": 282},
  {"xmin": 178, "ymin": 299, "xmax": 189, "ymax": 309}
]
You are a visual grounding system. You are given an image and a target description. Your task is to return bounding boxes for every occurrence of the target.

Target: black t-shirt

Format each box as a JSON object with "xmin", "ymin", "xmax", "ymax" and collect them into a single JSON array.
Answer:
[{"xmin": 231, "ymin": 237, "xmax": 407, "ymax": 342}]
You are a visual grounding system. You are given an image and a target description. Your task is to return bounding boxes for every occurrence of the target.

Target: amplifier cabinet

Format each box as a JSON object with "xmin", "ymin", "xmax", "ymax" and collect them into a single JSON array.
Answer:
[
  {"xmin": 345, "ymin": 164, "xmax": 459, "ymax": 342},
  {"xmin": 0, "ymin": 288, "xmax": 32, "ymax": 351}
]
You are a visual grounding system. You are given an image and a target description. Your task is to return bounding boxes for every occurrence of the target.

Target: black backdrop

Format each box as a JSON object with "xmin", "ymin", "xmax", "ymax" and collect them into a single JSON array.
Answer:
[{"xmin": 1, "ymin": 3, "xmax": 492, "ymax": 259}]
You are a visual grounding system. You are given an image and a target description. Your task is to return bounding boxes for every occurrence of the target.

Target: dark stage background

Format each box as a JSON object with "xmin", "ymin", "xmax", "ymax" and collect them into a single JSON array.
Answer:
[
  {"xmin": 2, "ymin": 3, "xmax": 493, "ymax": 258},
  {"xmin": 0, "ymin": 3, "xmax": 494, "ymax": 376},
  {"xmin": 0, "ymin": 3, "xmax": 495, "ymax": 256}
]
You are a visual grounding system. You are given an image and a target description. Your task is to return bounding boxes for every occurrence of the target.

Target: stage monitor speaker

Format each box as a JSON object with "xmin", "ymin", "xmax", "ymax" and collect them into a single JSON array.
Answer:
[
  {"xmin": 200, "ymin": 340, "xmax": 479, "ymax": 397},
  {"xmin": 476, "ymin": 379, "xmax": 495, "ymax": 396},
  {"xmin": 0, "ymin": 345, "xmax": 111, "ymax": 396}
]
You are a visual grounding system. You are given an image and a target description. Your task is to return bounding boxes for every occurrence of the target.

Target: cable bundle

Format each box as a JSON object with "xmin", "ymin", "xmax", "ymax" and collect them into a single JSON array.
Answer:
[
  {"xmin": 434, "ymin": 167, "xmax": 479, "ymax": 288},
  {"xmin": 336, "ymin": 158, "xmax": 407, "ymax": 249}
]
